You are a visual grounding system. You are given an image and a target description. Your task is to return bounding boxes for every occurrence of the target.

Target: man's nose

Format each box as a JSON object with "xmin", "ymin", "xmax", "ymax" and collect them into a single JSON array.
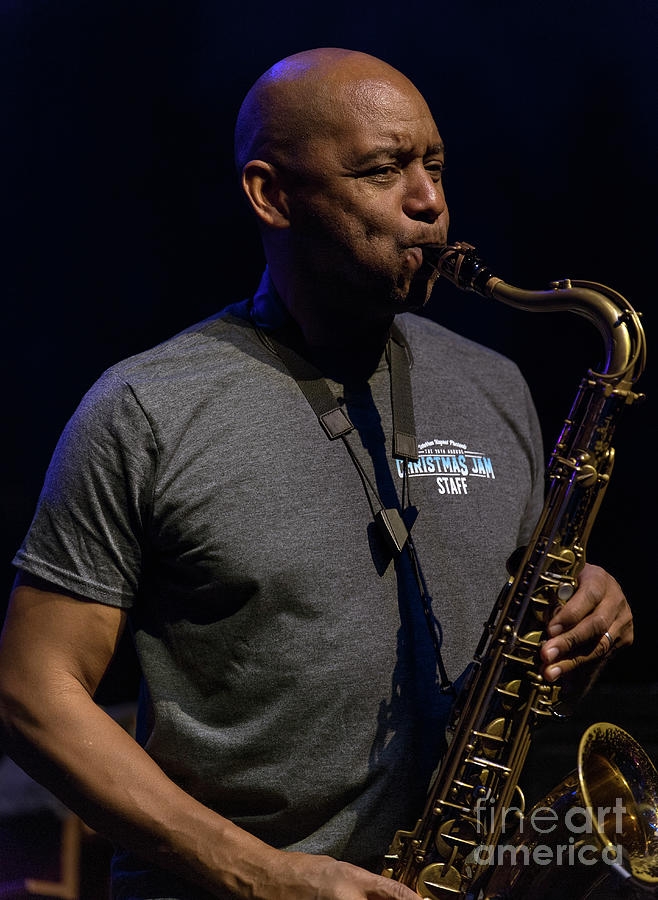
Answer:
[{"xmin": 403, "ymin": 164, "xmax": 447, "ymax": 223}]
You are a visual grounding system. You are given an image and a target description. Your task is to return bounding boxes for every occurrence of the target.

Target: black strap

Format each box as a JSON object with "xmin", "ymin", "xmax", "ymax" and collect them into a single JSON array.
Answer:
[
  {"xmin": 254, "ymin": 321, "xmax": 416, "ymax": 550},
  {"xmin": 255, "ymin": 327, "xmax": 355, "ymax": 440},
  {"xmin": 256, "ymin": 321, "xmax": 418, "ymax": 460},
  {"xmin": 389, "ymin": 323, "xmax": 418, "ymax": 462},
  {"xmin": 252, "ymin": 314, "xmax": 454, "ymax": 695}
]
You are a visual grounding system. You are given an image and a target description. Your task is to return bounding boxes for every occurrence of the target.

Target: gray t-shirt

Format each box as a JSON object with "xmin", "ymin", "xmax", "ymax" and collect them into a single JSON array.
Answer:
[{"xmin": 13, "ymin": 271, "xmax": 544, "ymax": 897}]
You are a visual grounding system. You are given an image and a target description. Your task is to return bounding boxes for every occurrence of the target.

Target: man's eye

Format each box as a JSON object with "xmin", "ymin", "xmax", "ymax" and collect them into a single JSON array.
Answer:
[
  {"xmin": 425, "ymin": 163, "xmax": 445, "ymax": 182},
  {"xmin": 365, "ymin": 165, "xmax": 400, "ymax": 181}
]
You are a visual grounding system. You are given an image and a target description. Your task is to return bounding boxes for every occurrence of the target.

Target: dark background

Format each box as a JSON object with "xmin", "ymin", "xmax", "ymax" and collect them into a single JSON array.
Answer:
[{"xmin": 2, "ymin": 0, "xmax": 656, "ymax": 777}]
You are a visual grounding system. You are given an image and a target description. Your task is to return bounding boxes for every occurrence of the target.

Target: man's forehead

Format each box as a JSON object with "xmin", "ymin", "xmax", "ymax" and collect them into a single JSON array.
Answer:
[
  {"xmin": 318, "ymin": 95, "xmax": 442, "ymax": 162},
  {"xmin": 349, "ymin": 136, "xmax": 445, "ymax": 164},
  {"xmin": 235, "ymin": 50, "xmax": 438, "ymax": 171},
  {"xmin": 333, "ymin": 75, "xmax": 430, "ymax": 119},
  {"xmin": 321, "ymin": 76, "xmax": 440, "ymax": 145}
]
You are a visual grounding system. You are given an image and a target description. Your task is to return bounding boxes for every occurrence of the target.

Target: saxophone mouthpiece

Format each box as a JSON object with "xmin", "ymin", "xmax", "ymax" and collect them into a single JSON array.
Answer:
[
  {"xmin": 420, "ymin": 245, "xmax": 445, "ymax": 269},
  {"xmin": 431, "ymin": 242, "xmax": 496, "ymax": 295}
]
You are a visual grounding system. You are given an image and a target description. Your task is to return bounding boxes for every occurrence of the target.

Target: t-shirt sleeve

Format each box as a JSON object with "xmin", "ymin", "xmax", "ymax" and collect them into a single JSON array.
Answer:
[
  {"xmin": 517, "ymin": 377, "xmax": 546, "ymax": 547},
  {"xmin": 12, "ymin": 370, "xmax": 158, "ymax": 608}
]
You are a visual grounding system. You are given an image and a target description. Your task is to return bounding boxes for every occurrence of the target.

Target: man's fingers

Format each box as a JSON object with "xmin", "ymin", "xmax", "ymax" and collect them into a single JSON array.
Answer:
[
  {"xmin": 546, "ymin": 564, "xmax": 615, "ymax": 634},
  {"xmin": 297, "ymin": 856, "xmax": 420, "ymax": 900},
  {"xmin": 540, "ymin": 563, "xmax": 633, "ymax": 681},
  {"xmin": 544, "ymin": 599, "xmax": 633, "ymax": 660},
  {"xmin": 545, "ymin": 609, "xmax": 609, "ymax": 657},
  {"xmin": 543, "ymin": 629, "xmax": 625, "ymax": 681},
  {"xmin": 352, "ymin": 867, "xmax": 419, "ymax": 899},
  {"xmin": 366, "ymin": 876, "xmax": 420, "ymax": 899},
  {"xmin": 541, "ymin": 608, "xmax": 633, "ymax": 681}
]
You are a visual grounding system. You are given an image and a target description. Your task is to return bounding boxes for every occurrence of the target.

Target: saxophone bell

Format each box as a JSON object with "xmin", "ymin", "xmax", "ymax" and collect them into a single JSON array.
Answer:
[{"xmin": 483, "ymin": 723, "xmax": 658, "ymax": 899}]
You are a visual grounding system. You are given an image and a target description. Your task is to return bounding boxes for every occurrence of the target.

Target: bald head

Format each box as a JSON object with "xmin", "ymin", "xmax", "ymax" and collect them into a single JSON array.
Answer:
[
  {"xmin": 235, "ymin": 48, "xmax": 448, "ymax": 329},
  {"xmin": 234, "ymin": 48, "xmax": 426, "ymax": 173}
]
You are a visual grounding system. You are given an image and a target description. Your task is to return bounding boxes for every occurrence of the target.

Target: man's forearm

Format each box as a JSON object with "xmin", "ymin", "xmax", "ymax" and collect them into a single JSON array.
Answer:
[
  {"xmin": 0, "ymin": 580, "xmax": 420, "ymax": 900},
  {"xmin": 0, "ymin": 676, "xmax": 281, "ymax": 898}
]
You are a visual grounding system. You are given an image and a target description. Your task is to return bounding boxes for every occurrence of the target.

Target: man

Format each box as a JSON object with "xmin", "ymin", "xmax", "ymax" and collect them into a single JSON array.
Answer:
[{"xmin": 0, "ymin": 49, "xmax": 631, "ymax": 899}]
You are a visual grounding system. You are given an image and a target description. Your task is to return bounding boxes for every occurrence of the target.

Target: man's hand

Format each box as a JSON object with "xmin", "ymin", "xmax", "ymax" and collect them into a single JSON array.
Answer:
[
  {"xmin": 540, "ymin": 563, "xmax": 632, "ymax": 683},
  {"xmin": 261, "ymin": 851, "xmax": 419, "ymax": 900}
]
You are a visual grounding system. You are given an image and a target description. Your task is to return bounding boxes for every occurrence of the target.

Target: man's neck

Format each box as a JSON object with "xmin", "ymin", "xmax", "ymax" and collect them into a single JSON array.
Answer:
[
  {"xmin": 301, "ymin": 319, "xmax": 395, "ymax": 385},
  {"xmin": 260, "ymin": 266, "xmax": 394, "ymax": 381},
  {"xmin": 303, "ymin": 332, "xmax": 391, "ymax": 383}
]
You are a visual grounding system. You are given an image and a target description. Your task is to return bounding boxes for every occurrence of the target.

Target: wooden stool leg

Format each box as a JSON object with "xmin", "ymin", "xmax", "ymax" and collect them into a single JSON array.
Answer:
[{"xmin": 23, "ymin": 814, "xmax": 81, "ymax": 900}]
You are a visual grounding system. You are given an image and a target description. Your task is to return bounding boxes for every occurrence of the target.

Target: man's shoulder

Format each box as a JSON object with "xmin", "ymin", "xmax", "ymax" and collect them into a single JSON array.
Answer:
[
  {"xmin": 69, "ymin": 301, "xmax": 263, "ymax": 426},
  {"xmin": 102, "ymin": 300, "xmax": 257, "ymax": 386}
]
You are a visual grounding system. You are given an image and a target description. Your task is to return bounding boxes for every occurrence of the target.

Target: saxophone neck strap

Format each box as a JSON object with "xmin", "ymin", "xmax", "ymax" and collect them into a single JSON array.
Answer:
[
  {"xmin": 253, "ymin": 315, "xmax": 418, "ymax": 462},
  {"xmin": 251, "ymin": 308, "xmax": 454, "ymax": 694},
  {"xmin": 252, "ymin": 315, "xmax": 417, "ymax": 556},
  {"xmin": 387, "ymin": 323, "xmax": 418, "ymax": 462}
]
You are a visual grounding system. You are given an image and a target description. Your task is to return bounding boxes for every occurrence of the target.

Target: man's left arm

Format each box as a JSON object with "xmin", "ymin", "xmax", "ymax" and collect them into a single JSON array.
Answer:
[{"xmin": 540, "ymin": 563, "xmax": 633, "ymax": 688}]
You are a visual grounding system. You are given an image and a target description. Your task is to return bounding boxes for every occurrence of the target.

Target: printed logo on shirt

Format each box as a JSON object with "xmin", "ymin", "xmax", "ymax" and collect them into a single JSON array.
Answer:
[{"xmin": 395, "ymin": 438, "xmax": 496, "ymax": 496}]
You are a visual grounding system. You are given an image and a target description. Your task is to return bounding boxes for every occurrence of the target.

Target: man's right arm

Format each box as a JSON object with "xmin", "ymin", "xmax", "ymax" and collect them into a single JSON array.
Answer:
[{"xmin": 0, "ymin": 575, "xmax": 417, "ymax": 900}]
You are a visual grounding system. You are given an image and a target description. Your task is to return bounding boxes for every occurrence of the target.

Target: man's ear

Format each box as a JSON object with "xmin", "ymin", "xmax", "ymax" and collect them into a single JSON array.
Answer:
[{"xmin": 241, "ymin": 160, "xmax": 290, "ymax": 229}]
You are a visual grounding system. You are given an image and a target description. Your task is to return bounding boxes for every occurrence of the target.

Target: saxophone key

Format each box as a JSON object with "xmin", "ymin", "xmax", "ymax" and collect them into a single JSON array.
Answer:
[
  {"xmin": 530, "ymin": 595, "xmax": 551, "ymax": 624},
  {"xmin": 516, "ymin": 629, "xmax": 543, "ymax": 648},
  {"xmin": 434, "ymin": 800, "xmax": 476, "ymax": 814},
  {"xmin": 472, "ymin": 718, "xmax": 507, "ymax": 759},
  {"xmin": 544, "ymin": 547, "xmax": 576, "ymax": 567},
  {"xmin": 416, "ymin": 862, "xmax": 463, "ymax": 898},
  {"xmin": 451, "ymin": 778, "xmax": 478, "ymax": 790},
  {"xmin": 500, "ymin": 651, "xmax": 535, "ymax": 666},
  {"xmin": 435, "ymin": 818, "xmax": 480, "ymax": 858},
  {"xmin": 556, "ymin": 581, "xmax": 575, "ymax": 601},
  {"xmin": 464, "ymin": 755, "xmax": 512, "ymax": 774},
  {"xmin": 495, "ymin": 679, "xmax": 522, "ymax": 710}
]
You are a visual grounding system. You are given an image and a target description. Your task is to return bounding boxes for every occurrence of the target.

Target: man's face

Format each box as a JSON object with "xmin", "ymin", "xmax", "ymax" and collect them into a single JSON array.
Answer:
[{"xmin": 283, "ymin": 76, "xmax": 449, "ymax": 316}]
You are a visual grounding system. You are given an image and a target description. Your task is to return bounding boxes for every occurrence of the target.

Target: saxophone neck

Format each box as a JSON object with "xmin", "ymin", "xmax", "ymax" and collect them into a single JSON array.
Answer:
[{"xmin": 432, "ymin": 242, "xmax": 646, "ymax": 385}]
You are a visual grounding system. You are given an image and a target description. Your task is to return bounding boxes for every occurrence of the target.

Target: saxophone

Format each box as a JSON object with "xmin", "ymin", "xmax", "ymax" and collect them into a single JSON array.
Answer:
[{"xmin": 382, "ymin": 242, "xmax": 658, "ymax": 898}]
